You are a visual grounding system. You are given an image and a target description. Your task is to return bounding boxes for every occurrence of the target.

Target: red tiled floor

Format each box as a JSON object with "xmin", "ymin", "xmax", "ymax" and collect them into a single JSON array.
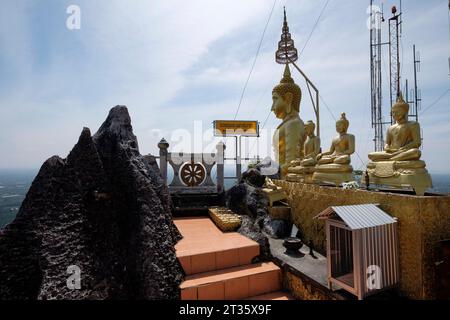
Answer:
[
  {"xmin": 216, "ymin": 249, "xmax": 240, "ymax": 270},
  {"xmin": 175, "ymin": 217, "xmax": 258, "ymax": 253},
  {"xmin": 225, "ymin": 276, "xmax": 250, "ymax": 300},
  {"xmin": 191, "ymin": 252, "xmax": 216, "ymax": 274},
  {"xmin": 176, "ymin": 216, "xmax": 289, "ymax": 300},
  {"xmin": 175, "ymin": 217, "xmax": 259, "ymax": 274},
  {"xmin": 180, "ymin": 263, "xmax": 280, "ymax": 300},
  {"xmin": 181, "ymin": 287, "xmax": 197, "ymax": 300},
  {"xmin": 178, "ymin": 256, "xmax": 191, "ymax": 275},
  {"xmin": 198, "ymin": 282, "xmax": 225, "ymax": 300},
  {"xmin": 180, "ymin": 262, "xmax": 280, "ymax": 289},
  {"xmin": 238, "ymin": 245, "xmax": 260, "ymax": 265},
  {"xmin": 248, "ymin": 269, "xmax": 281, "ymax": 297}
]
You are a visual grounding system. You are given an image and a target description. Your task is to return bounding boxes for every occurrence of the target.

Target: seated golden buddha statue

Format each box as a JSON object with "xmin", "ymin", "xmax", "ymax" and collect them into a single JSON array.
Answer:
[
  {"xmin": 286, "ymin": 120, "xmax": 321, "ymax": 183},
  {"xmin": 312, "ymin": 113, "xmax": 355, "ymax": 186},
  {"xmin": 272, "ymin": 64, "xmax": 305, "ymax": 179},
  {"xmin": 367, "ymin": 93, "xmax": 432, "ymax": 195}
]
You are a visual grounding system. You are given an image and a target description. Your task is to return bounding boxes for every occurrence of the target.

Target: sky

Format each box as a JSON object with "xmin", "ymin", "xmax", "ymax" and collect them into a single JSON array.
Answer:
[{"xmin": 0, "ymin": 0, "xmax": 449, "ymax": 173}]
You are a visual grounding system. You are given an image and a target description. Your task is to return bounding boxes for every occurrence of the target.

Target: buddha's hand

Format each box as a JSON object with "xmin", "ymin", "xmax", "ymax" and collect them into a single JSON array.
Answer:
[
  {"xmin": 316, "ymin": 153, "xmax": 322, "ymax": 161},
  {"xmin": 385, "ymin": 147, "xmax": 398, "ymax": 153}
]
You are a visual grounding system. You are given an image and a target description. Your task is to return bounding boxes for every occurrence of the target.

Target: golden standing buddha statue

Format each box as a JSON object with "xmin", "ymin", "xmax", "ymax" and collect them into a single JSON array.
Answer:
[
  {"xmin": 271, "ymin": 64, "xmax": 305, "ymax": 178},
  {"xmin": 312, "ymin": 113, "xmax": 355, "ymax": 186},
  {"xmin": 286, "ymin": 120, "xmax": 321, "ymax": 183},
  {"xmin": 367, "ymin": 93, "xmax": 432, "ymax": 195}
]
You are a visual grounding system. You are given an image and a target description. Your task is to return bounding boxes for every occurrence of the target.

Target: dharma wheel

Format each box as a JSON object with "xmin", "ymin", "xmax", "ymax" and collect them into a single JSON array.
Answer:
[{"xmin": 180, "ymin": 162, "xmax": 206, "ymax": 187}]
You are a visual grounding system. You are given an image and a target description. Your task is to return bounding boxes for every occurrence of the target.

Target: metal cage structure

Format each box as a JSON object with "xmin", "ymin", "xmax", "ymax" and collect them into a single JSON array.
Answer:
[{"xmin": 315, "ymin": 204, "xmax": 399, "ymax": 300}]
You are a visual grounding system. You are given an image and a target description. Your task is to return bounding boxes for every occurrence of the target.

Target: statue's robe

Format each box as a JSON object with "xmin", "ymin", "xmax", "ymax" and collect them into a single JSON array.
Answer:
[{"xmin": 273, "ymin": 114, "xmax": 305, "ymax": 178}]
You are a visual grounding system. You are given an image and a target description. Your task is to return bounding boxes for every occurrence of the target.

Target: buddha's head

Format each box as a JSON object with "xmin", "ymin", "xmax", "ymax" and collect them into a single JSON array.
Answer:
[
  {"xmin": 305, "ymin": 120, "xmax": 316, "ymax": 137},
  {"xmin": 271, "ymin": 64, "xmax": 302, "ymax": 120},
  {"xmin": 392, "ymin": 93, "xmax": 409, "ymax": 122},
  {"xmin": 336, "ymin": 113, "xmax": 349, "ymax": 134}
]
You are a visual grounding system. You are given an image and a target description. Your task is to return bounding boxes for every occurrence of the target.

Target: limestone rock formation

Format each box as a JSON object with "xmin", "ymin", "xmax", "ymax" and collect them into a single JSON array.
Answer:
[
  {"xmin": 0, "ymin": 106, "xmax": 183, "ymax": 300},
  {"xmin": 240, "ymin": 168, "xmax": 266, "ymax": 188},
  {"xmin": 226, "ymin": 166, "xmax": 291, "ymax": 259}
]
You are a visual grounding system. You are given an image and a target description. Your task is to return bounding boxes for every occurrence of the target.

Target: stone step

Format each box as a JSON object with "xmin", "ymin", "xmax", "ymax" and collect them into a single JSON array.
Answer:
[
  {"xmin": 180, "ymin": 262, "xmax": 281, "ymax": 300},
  {"xmin": 175, "ymin": 217, "xmax": 260, "ymax": 275},
  {"xmin": 246, "ymin": 291, "xmax": 295, "ymax": 300}
]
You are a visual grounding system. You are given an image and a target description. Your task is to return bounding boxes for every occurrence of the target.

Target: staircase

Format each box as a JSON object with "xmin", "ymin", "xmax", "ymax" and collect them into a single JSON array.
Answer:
[{"xmin": 175, "ymin": 217, "xmax": 293, "ymax": 300}]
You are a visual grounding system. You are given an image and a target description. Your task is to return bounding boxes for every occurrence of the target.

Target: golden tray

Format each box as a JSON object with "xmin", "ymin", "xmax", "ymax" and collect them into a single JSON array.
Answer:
[{"xmin": 209, "ymin": 207, "xmax": 242, "ymax": 232}]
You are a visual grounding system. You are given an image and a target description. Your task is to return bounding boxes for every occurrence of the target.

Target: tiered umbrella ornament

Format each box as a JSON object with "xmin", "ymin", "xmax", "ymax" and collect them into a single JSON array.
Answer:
[{"xmin": 275, "ymin": 7, "xmax": 298, "ymax": 65}]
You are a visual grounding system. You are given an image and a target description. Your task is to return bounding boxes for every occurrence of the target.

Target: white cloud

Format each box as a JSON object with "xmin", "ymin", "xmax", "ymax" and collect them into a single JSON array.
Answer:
[{"xmin": 0, "ymin": 0, "xmax": 449, "ymax": 174}]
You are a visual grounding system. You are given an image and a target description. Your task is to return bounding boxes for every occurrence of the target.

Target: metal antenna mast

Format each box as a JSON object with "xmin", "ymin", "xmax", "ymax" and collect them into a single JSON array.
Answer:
[
  {"xmin": 388, "ymin": 5, "xmax": 402, "ymax": 124},
  {"xmin": 370, "ymin": 0, "xmax": 387, "ymax": 151},
  {"xmin": 405, "ymin": 44, "xmax": 421, "ymax": 123},
  {"xmin": 370, "ymin": 1, "xmax": 425, "ymax": 153}
]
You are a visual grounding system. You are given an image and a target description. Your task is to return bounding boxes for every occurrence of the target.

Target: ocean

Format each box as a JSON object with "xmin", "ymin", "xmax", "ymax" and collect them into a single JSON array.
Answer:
[
  {"xmin": 0, "ymin": 169, "xmax": 36, "ymax": 229},
  {"xmin": 1, "ymin": 168, "xmax": 449, "ymax": 229}
]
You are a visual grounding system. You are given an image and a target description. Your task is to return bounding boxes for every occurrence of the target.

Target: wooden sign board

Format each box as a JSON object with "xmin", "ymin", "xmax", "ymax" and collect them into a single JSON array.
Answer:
[{"xmin": 213, "ymin": 120, "xmax": 259, "ymax": 137}]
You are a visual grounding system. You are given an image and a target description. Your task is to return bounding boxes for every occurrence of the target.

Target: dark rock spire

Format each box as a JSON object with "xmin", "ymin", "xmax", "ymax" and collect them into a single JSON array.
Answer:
[{"xmin": 0, "ymin": 105, "xmax": 183, "ymax": 300}]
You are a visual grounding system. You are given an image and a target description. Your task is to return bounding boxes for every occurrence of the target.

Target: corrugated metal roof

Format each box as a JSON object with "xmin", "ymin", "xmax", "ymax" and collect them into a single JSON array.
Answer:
[{"xmin": 315, "ymin": 204, "xmax": 396, "ymax": 230}]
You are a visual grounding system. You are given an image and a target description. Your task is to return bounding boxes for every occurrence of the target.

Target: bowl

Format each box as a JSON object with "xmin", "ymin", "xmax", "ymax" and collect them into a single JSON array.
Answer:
[{"xmin": 283, "ymin": 237, "xmax": 303, "ymax": 253}]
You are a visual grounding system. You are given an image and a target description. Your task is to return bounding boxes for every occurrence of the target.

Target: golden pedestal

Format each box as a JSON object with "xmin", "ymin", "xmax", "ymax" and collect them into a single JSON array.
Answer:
[
  {"xmin": 367, "ymin": 160, "xmax": 432, "ymax": 196},
  {"xmin": 286, "ymin": 173, "xmax": 314, "ymax": 183},
  {"xmin": 286, "ymin": 166, "xmax": 315, "ymax": 183},
  {"xmin": 312, "ymin": 164, "xmax": 355, "ymax": 186},
  {"xmin": 262, "ymin": 187, "xmax": 287, "ymax": 207}
]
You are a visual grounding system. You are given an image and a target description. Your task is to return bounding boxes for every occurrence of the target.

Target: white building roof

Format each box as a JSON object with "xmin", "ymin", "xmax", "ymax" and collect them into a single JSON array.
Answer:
[{"xmin": 315, "ymin": 204, "xmax": 397, "ymax": 230}]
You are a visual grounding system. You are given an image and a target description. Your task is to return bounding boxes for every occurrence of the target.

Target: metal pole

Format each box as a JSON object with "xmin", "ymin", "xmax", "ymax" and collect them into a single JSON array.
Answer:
[
  {"xmin": 405, "ymin": 78, "xmax": 409, "ymax": 103},
  {"xmin": 370, "ymin": 1, "xmax": 385, "ymax": 151},
  {"xmin": 374, "ymin": 7, "xmax": 384, "ymax": 152},
  {"xmin": 288, "ymin": 59, "xmax": 320, "ymax": 139},
  {"xmin": 389, "ymin": 12, "xmax": 400, "ymax": 124},
  {"xmin": 239, "ymin": 135, "xmax": 242, "ymax": 180},
  {"xmin": 235, "ymin": 136, "xmax": 242, "ymax": 181},
  {"xmin": 389, "ymin": 16, "xmax": 393, "ymax": 115},
  {"xmin": 216, "ymin": 142, "xmax": 225, "ymax": 193},
  {"xmin": 413, "ymin": 44, "xmax": 419, "ymax": 122},
  {"xmin": 396, "ymin": 16, "xmax": 401, "ymax": 98},
  {"xmin": 316, "ymin": 90, "xmax": 320, "ymax": 139},
  {"xmin": 378, "ymin": 17, "xmax": 384, "ymax": 151},
  {"xmin": 370, "ymin": 0, "xmax": 375, "ymax": 150}
]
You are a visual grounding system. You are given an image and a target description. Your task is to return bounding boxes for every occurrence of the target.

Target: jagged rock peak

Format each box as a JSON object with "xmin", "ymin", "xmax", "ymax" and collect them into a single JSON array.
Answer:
[
  {"xmin": 80, "ymin": 127, "xmax": 92, "ymax": 139},
  {"xmin": 0, "ymin": 105, "xmax": 182, "ymax": 300},
  {"xmin": 93, "ymin": 105, "xmax": 138, "ymax": 149}
]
